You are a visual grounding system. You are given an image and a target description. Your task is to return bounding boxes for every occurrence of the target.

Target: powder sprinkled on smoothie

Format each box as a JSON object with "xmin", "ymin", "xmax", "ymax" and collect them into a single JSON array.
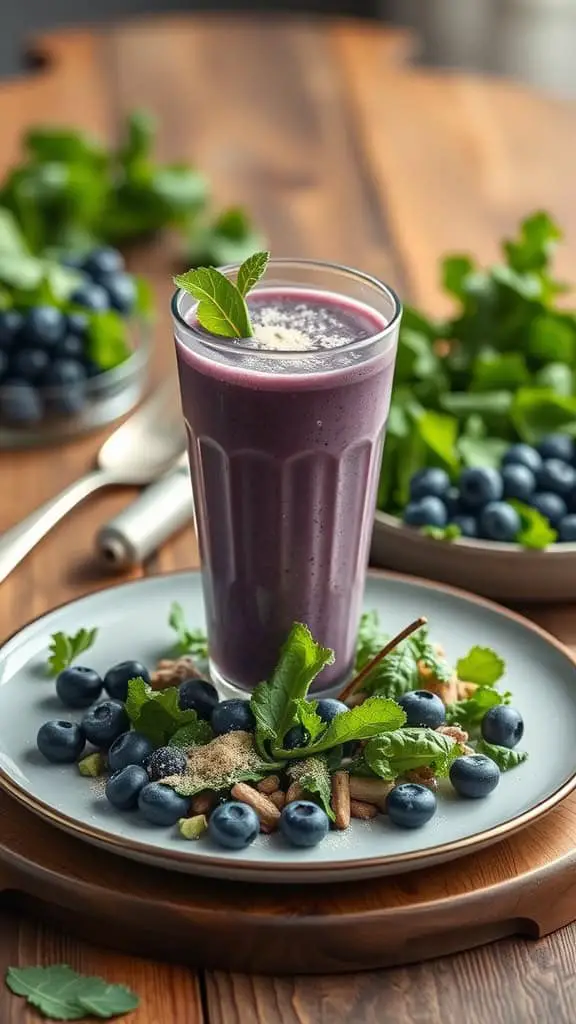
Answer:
[{"xmin": 247, "ymin": 293, "xmax": 377, "ymax": 352}]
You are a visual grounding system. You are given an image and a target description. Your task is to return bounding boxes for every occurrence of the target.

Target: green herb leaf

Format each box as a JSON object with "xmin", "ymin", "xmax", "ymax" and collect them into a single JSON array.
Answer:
[
  {"xmin": 5, "ymin": 965, "xmax": 138, "ymax": 1021},
  {"xmin": 355, "ymin": 611, "xmax": 389, "ymax": 671},
  {"xmin": 173, "ymin": 265, "xmax": 252, "ymax": 338},
  {"xmin": 358, "ymin": 642, "xmax": 419, "ymax": 699},
  {"xmin": 292, "ymin": 699, "xmax": 326, "ymax": 743},
  {"xmin": 169, "ymin": 721, "xmax": 213, "ymax": 749},
  {"xmin": 287, "ymin": 756, "xmax": 334, "ymax": 820},
  {"xmin": 476, "ymin": 739, "xmax": 528, "ymax": 771},
  {"xmin": 411, "ymin": 626, "xmax": 452, "ymax": 683},
  {"xmin": 445, "ymin": 686, "xmax": 508, "ymax": 731},
  {"xmin": 167, "ymin": 602, "xmax": 208, "ymax": 659},
  {"xmin": 442, "ymin": 254, "xmax": 475, "ymax": 301},
  {"xmin": 416, "ymin": 409, "xmax": 459, "ymax": 471},
  {"xmin": 86, "ymin": 310, "xmax": 131, "ymax": 370},
  {"xmin": 187, "ymin": 208, "xmax": 265, "ymax": 268},
  {"xmin": 364, "ymin": 728, "xmax": 464, "ymax": 780},
  {"xmin": 236, "ymin": 250, "xmax": 270, "ymax": 296},
  {"xmin": 394, "ymin": 329, "xmax": 438, "ymax": 383},
  {"xmin": 277, "ymin": 697, "xmax": 406, "ymax": 759},
  {"xmin": 502, "ymin": 210, "xmax": 561, "ymax": 274},
  {"xmin": 456, "ymin": 646, "xmax": 505, "ymax": 687},
  {"xmin": 420, "ymin": 523, "xmax": 462, "ymax": 541},
  {"xmin": 47, "ymin": 628, "xmax": 98, "ymax": 676},
  {"xmin": 125, "ymin": 677, "xmax": 204, "ymax": 747},
  {"xmin": 510, "ymin": 499, "xmax": 557, "ymax": 550}
]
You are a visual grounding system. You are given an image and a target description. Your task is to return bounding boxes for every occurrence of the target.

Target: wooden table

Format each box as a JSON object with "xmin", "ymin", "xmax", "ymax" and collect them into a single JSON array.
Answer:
[{"xmin": 1, "ymin": 13, "xmax": 576, "ymax": 1022}]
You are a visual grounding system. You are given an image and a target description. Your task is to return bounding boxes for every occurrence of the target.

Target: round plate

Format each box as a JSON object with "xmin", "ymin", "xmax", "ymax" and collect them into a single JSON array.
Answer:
[
  {"xmin": 0, "ymin": 570, "xmax": 575, "ymax": 884},
  {"xmin": 372, "ymin": 510, "xmax": 576, "ymax": 603}
]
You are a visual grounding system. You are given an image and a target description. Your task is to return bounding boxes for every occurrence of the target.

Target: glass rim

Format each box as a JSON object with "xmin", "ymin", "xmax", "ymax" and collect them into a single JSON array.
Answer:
[{"xmin": 171, "ymin": 257, "xmax": 402, "ymax": 359}]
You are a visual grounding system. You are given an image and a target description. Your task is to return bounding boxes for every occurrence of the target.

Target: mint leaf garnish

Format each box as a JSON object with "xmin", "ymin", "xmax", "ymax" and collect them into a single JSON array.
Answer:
[
  {"xmin": 476, "ymin": 739, "xmax": 528, "ymax": 771},
  {"xmin": 509, "ymin": 499, "xmax": 557, "ymax": 549},
  {"xmin": 287, "ymin": 757, "xmax": 334, "ymax": 820},
  {"xmin": 125, "ymin": 677, "xmax": 205, "ymax": 746},
  {"xmin": 456, "ymin": 646, "xmax": 505, "ymax": 687},
  {"xmin": 277, "ymin": 697, "xmax": 406, "ymax": 759},
  {"xmin": 169, "ymin": 721, "xmax": 213, "ymax": 749},
  {"xmin": 364, "ymin": 728, "xmax": 464, "ymax": 780},
  {"xmin": 174, "ymin": 250, "xmax": 269, "ymax": 339},
  {"xmin": 47, "ymin": 628, "xmax": 98, "ymax": 676},
  {"xmin": 444, "ymin": 686, "xmax": 507, "ymax": 730},
  {"xmin": 236, "ymin": 250, "xmax": 270, "ymax": 297},
  {"xmin": 168, "ymin": 602, "xmax": 208, "ymax": 659},
  {"xmin": 5, "ymin": 965, "xmax": 138, "ymax": 1020},
  {"xmin": 292, "ymin": 698, "xmax": 326, "ymax": 743}
]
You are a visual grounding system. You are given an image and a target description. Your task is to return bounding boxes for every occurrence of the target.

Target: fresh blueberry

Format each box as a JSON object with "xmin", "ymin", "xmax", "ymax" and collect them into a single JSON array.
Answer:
[
  {"xmin": 105, "ymin": 765, "xmax": 149, "ymax": 811},
  {"xmin": 100, "ymin": 272, "xmax": 136, "ymax": 315},
  {"xmin": 37, "ymin": 720, "xmax": 85, "ymax": 764},
  {"xmin": 43, "ymin": 358, "xmax": 87, "ymax": 416},
  {"xmin": 481, "ymin": 705, "xmax": 524, "ymax": 749},
  {"xmin": 22, "ymin": 306, "xmax": 65, "ymax": 348},
  {"xmin": 537, "ymin": 433, "xmax": 575, "ymax": 464},
  {"xmin": 108, "ymin": 731, "xmax": 155, "ymax": 773},
  {"xmin": 409, "ymin": 468, "xmax": 450, "ymax": 502},
  {"xmin": 59, "ymin": 253, "xmax": 84, "ymax": 269},
  {"xmin": 449, "ymin": 754, "xmax": 500, "ymax": 799},
  {"xmin": 0, "ymin": 349, "xmax": 7, "ymax": 382},
  {"xmin": 0, "ymin": 380, "xmax": 42, "ymax": 424},
  {"xmin": 56, "ymin": 334, "xmax": 85, "ymax": 360},
  {"xmin": 83, "ymin": 247, "xmax": 125, "ymax": 280},
  {"xmin": 444, "ymin": 487, "xmax": 461, "ymax": 518},
  {"xmin": 103, "ymin": 660, "xmax": 151, "ymax": 702},
  {"xmin": 208, "ymin": 801, "xmax": 260, "ymax": 849},
  {"xmin": 211, "ymin": 699, "xmax": 255, "ymax": 735},
  {"xmin": 529, "ymin": 492, "xmax": 567, "ymax": 527},
  {"xmin": 451, "ymin": 514, "xmax": 478, "ymax": 538},
  {"xmin": 397, "ymin": 690, "xmax": 446, "ymax": 729},
  {"xmin": 282, "ymin": 725, "xmax": 310, "ymax": 750},
  {"xmin": 0, "ymin": 310, "xmax": 23, "ymax": 350},
  {"xmin": 386, "ymin": 783, "xmax": 437, "ymax": 828},
  {"xmin": 459, "ymin": 467, "xmax": 503, "ymax": 508},
  {"xmin": 558, "ymin": 515, "xmax": 576, "ymax": 542},
  {"xmin": 501, "ymin": 443, "xmax": 542, "ymax": 474},
  {"xmin": 44, "ymin": 357, "xmax": 86, "ymax": 387},
  {"xmin": 81, "ymin": 700, "xmax": 130, "ymax": 748},
  {"xmin": 146, "ymin": 746, "xmax": 187, "ymax": 781},
  {"xmin": 316, "ymin": 698, "xmax": 348, "ymax": 724},
  {"xmin": 10, "ymin": 347, "xmax": 50, "ymax": 383},
  {"xmin": 178, "ymin": 679, "xmax": 219, "ymax": 720},
  {"xmin": 479, "ymin": 501, "xmax": 521, "ymax": 542},
  {"xmin": 70, "ymin": 283, "xmax": 110, "ymax": 312},
  {"xmin": 67, "ymin": 311, "xmax": 89, "ymax": 337},
  {"xmin": 403, "ymin": 496, "xmax": 447, "ymax": 528},
  {"xmin": 279, "ymin": 800, "xmax": 330, "ymax": 848},
  {"xmin": 55, "ymin": 666, "xmax": 103, "ymax": 709},
  {"xmin": 138, "ymin": 782, "xmax": 191, "ymax": 826},
  {"xmin": 501, "ymin": 464, "xmax": 535, "ymax": 502},
  {"xmin": 84, "ymin": 359, "xmax": 103, "ymax": 378},
  {"xmin": 535, "ymin": 459, "xmax": 576, "ymax": 497}
]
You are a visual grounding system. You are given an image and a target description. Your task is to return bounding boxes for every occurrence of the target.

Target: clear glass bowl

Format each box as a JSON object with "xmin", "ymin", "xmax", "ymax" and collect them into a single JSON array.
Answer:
[{"xmin": 0, "ymin": 319, "xmax": 151, "ymax": 449}]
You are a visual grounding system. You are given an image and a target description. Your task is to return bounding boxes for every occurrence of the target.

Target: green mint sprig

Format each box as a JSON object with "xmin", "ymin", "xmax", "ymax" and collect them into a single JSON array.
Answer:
[
  {"xmin": 125, "ymin": 677, "xmax": 213, "ymax": 747},
  {"xmin": 5, "ymin": 965, "xmax": 138, "ymax": 1020},
  {"xmin": 47, "ymin": 628, "xmax": 98, "ymax": 677},
  {"xmin": 174, "ymin": 250, "xmax": 270, "ymax": 338},
  {"xmin": 167, "ymin": 601, "xmax": 208, "ymax": 659}
]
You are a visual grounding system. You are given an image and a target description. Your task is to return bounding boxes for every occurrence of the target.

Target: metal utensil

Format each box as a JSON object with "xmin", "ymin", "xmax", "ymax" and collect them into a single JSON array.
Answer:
[
  {"xmin": 96, "ymin": 454, "xmax": 193, "ymax": 571},
  {"xmin": 0, "ymin": 385, "xmax": 186, "ymax": 584}
]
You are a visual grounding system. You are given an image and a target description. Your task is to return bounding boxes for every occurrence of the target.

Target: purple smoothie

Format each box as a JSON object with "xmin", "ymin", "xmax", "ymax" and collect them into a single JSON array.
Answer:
[{"xmin": 173, "ymin": 267, "xmax": 400, "ymax": 693}]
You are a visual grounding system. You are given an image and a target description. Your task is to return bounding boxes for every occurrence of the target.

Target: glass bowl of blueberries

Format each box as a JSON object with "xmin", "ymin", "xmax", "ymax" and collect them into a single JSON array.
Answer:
[{"xmin": 0, "ymin": 246, "xmax": 151, "ymax": 448}]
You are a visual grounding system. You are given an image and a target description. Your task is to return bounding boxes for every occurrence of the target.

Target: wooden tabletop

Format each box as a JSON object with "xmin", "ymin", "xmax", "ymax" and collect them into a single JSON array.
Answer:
[{"xmin": 1, "ymin": 13, "xmax": 576, "ymax": 1022}]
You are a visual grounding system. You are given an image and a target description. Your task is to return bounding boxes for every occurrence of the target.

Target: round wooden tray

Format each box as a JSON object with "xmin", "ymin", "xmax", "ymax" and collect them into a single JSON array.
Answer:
[{"xmin": 0, "ymin": 789, "xmax": 575, "ymax": 974}]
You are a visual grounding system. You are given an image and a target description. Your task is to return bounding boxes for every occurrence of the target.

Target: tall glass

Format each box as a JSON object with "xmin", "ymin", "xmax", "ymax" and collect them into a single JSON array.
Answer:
[{"xmin": 172, "ymin": 260, "xmax": 401, "ymax": 695}]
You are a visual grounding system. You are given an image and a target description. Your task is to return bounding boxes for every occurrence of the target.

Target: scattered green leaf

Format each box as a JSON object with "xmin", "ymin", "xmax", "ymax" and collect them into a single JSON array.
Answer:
[
  {"xmin": 125, "ymin": 677, "xmax": 206, "ymax": 747},
  {"xmin": 420, "ymin": 523, "xmax": 462, "ymax": 541},
  {"xmin": 510, "ymin": 500, "xmax": 557, "ymax": 550},
  {"xmin": 364, "ymin": 728, "xmax": 464, "ymax": 780},
  {"xmin": 168, "ymin": 720, "xmax": 213, "ymax": 749},
  {"xmin": 47, "ymin": 628, "xmax": 98, "ymax": 676},
  {"xmin": 287, "ymin": 756, "xmax": 335, "ymax": 820},
  {"xmin": 5, "ymin": 965, "xmax": 138, "ymax": 1021},
  {"xmin": 456, "ymin": 646, "xmax": 505, "ymax": 687},
  {"xmin": 476, "ymin": 739, "xmax": 528, "ymax": 771},
  {"xmin": 167, "ymin": 602, "xmax": 208, "ymax": 659}
]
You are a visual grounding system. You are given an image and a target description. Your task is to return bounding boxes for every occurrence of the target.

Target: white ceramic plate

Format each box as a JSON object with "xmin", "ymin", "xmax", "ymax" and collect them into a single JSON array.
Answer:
[
  {"xmin": 372, "ymin": 510, "xmax": 576, "ymax": 603},
  {"xmin": 0, "ymin": 570, "xmax": 575, "ymax": 884}
]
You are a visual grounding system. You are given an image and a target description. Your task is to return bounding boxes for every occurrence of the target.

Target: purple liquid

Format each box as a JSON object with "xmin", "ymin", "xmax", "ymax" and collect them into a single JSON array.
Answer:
[{"xmin": 174, "ymin": 286, "xmax": 397, "ymax": 693}]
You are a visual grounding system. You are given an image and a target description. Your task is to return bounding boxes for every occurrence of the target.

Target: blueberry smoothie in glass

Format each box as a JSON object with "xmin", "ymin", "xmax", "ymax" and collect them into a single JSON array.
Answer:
[{"xmin": 172, "ymin": 259, "xmax": 401, "ymax": 694}]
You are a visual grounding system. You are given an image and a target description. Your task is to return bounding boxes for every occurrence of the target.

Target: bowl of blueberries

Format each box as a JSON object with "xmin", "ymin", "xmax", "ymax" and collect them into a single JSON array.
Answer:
[
  {"xmin": 371, "ymin": 432, "xmax": 576, "ymax": 603},
  {"xmin": 0, "ymin": 246, "xmax": 150, "ymax": 448}
]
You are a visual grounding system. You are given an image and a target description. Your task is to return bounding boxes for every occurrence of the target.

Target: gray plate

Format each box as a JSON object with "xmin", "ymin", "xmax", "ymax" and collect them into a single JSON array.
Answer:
[{"xmin": 0, "ymin": 570, "xmax": 575, "ymax": 884}]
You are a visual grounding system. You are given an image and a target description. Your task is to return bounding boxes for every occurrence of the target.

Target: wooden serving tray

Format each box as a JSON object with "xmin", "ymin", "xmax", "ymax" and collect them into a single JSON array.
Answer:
[{"xmin": 0, "ymin": 788, "xmax": 575, "ymax": 975}]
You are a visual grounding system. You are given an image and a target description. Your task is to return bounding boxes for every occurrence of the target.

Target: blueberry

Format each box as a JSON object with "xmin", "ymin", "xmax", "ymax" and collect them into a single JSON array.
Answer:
[
  {"xmin": 282, "ymin": 725, "xmax": 310, "ymax": 750},
  {"xmin": 83, "ymin": 247, "xmax": 125, "ymax": 280},
  {"xmin": 178, "ymin": 679, "xmax": 219, "ymax": 720},
  {"xmin": 537, "ymin": 433, "xmax": 575, "ymax": 463},
  {"xmin": 37, "ymin": 720, "xmax": 85, "ymax": 764},
  {"xmin": 59, "ymin": 253, "xmax": 84, "ymax": 269},
  {"xmin": 100, "ymin": 272, "xmax": 136, "ymax": 315},
  {"xmin": 397, "ymin": 690, "xmax": 446, "ymax": 729},
  {"xmin": 211, "ymin": 699, "xmax": 255, "ymax": 735},
  {"xmin": 501, "ymin": 464, "xmax": 535, "ymax": 502},
  {"xmin": 146, "ymin": 746, "xmax": 187, "ymax": 781},
  {"xmin": 103, "ymin": 660, "xmax": 151, "ymax": 702},
  {"xmin": 481, "ymin": 705, "xmax": 524, "ymax": 749},
  {"xmin": 55, "ymin": 666, "xmax": 103, "ymax": 709},
  {"xmin": 106, "ymin": 765, "xmax": 149, "ymax": 810},
  {"xmin": 451, "ymin": 514, "xmax": 478, "ymax": 538},
  {"xmin": 84, "ymin": 359, "xmax": 103, "ymax": 378},
  {"xmin": 535, "ymin": 459, "xmax": 576, "ymax": 497},
  {"xmin": 529, "ymin": 492, "xmax": 567, "ymax": 527},
  {"xmin": 409, "ymin": 468, "xmax": 450, "ymax": 502},
  {"xmin": 444, "ymin": 487, "xmax": 460, "ymax": 517},
  {"xmin": 108, "ymin": 731, "xmax": 155, "ymax": 773},
  {"xmin": 208, "ymin": 801, "xmax": 260, "ymax": 849},
  {"xmin": 10, "ymin": 347, "xmax": 50, "ymax": 383},
  {"xmin": 22, "ymin": 306, "xmax": 65, "ymax": 348},
  {"xmin": 479, "ymin": 501, "xmax": 521, "ymax": 542},
  {"xmin": 502, "ymin": 444, "xmax": 542, "ymax": 474},
  {"xmin": 0, "ymin": 349, "xmax": 7, "ymax": 382},
  {"xmin": 279, "ymin": 800, "xmax": 330, "ymax": 848},
  {"xmin": 0, "ymin": 310, "xmax": 23, "ymax": 350},
  {"xmin": 70, "ymin": 283, "xmax": 110, "ymax": 311},
  {"xmin": 449, "ymin": 754, "xmax": 500, "ymax": 799},
  {"xmin": 81, "ymin": 700, "xmax": 130, "ymax": 748},
  {"xmin": 67, "ymin": 311, "xmax": 89, "ymax": 337},
  {"xmin": 316, "ymin": 698, "xmax": 348, "ymax": 724},
  {"xmin": 386, "ymin": 783, "xmax": 437, "ymax": 829},
  {"xmin": 44, "ymin": 357, "xmax": 86, "ymax": 387},
  {"xmin": 138, "ymin": 782, "xmax": 191, "ymax": 826},
  {"xmin": 42, "ymin": 358, "xmax": 87, "ymax": 416},
  {"xmin": 403, "ymin": 496, "xmax": 447, "ymax": 528},
  {"xmin": 459, "ymin": 467, "xmax": 503, "ymax": 508},
  {"xmin": 0, "ymin": 380, "xmax": 42, "ymax": 424},
  {"xmin": 56, "ymin": 334, "xmax": 85, "ymax": 360},
  {"xmin": 558, "ymin": 515, "xmax": 576, "ymax": 542}
]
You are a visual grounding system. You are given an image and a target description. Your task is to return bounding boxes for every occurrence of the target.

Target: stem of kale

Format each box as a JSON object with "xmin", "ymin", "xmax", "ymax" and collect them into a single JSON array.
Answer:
[{"xmin": 337, "ymin": 617, "xmax": 428, "ymax": 703}]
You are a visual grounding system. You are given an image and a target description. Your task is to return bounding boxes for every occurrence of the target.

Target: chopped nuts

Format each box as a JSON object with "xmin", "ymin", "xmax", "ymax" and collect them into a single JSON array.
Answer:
[
  {"xmin": 151, "ymin": 656, "xmax": 202, "ymax": 690},
  {"xmin": 269, "ymin": 789, "xmax": 286, "ymax": 810},
  {"xmin": 350, "ymin": 799, "xmax": 378, "ymax": 820},
  {"xmin": 257, "ymin": 775, "xmax": 281, "ymax": 795},
  {"xmin": 401, "ymin": 767, "xmax": 438, "ymax": 792},
  {"xmin": 456, "ymin": 680, "xmax": 478, "ymax": 700},
  {"xmin": 349, "ymin": 776, "xmax": 394, "ymax": 811},
  {"xmin": 231, "ymin": 782, "xmax": 281, "ymax": 830},
  {"xmin": 436, "ymin": 724, "xmax": 469, "ymax": 745},
  {"xmin": 417, "ymin": 662, "xmax": 459, "ymax": 705},
  {"xmin": 285, "ymin": 781, "xmax": 304, "ymax": 804},
  {"xmin": 331, "ymin": 771, "xmax": 351, "ymax": 830},
  {"xmin": 190, "ymin": 791, "xmax": 217, "ymax": 816}
]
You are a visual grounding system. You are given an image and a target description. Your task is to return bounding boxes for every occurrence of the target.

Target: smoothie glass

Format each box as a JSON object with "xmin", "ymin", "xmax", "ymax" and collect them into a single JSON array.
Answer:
[{"xmin": 172, "ymin": 260, "xmax": 401, "ymax": 695}]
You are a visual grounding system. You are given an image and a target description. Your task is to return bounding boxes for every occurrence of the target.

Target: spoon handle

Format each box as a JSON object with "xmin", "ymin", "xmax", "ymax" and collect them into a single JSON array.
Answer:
[{"xmin": 0, "ymin": 469, "xmax": 120, "ymax": 585}]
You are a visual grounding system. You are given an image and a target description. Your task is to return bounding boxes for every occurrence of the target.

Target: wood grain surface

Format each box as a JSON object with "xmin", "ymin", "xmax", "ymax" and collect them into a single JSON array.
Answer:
[{"xmin": 1, "ymin": 13, "xmax": 576, "ymax": 1023}]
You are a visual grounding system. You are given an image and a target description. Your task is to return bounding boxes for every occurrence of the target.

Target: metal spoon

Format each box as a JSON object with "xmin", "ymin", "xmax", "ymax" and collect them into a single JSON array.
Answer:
[{"xmin": 0, "ymin": 384, "xmax": 186, "ymax": 584}]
